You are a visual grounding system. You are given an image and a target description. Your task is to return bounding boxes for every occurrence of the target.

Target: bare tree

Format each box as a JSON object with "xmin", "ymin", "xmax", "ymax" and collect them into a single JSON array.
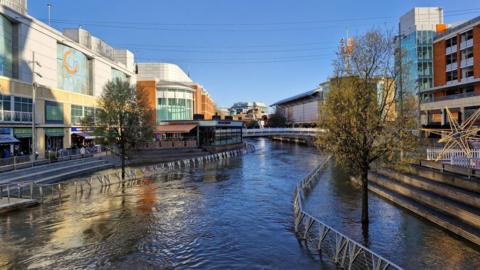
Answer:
[{"xmin": 317, "ymin": 30, "xmax": 417, "ymax": 232}]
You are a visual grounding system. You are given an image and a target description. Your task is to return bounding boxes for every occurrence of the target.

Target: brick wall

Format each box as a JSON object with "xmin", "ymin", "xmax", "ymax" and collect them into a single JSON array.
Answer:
[
  {"xmin": 433, "ymin": 40, "xmax": 446, "ymax": 87},
  {"xmin": 474, "ymin": 25, "xmax": 480, "ymax": 78}
]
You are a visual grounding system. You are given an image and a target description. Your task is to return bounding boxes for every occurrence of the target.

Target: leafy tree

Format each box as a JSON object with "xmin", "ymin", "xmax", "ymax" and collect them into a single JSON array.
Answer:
[
  {"xmin": 316, "ymin": 30, "xmax": 417, "ymax": 231},
  {"xmin": 267, "ymin": 109, "xmax": 287, "ymax": 127},
  {"xmin": 96, "ymin": 79, "xmax": 154, "ymax": 180}
]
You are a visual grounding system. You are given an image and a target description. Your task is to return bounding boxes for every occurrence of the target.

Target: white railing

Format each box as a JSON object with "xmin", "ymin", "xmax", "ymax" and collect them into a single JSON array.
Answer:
[
  {"xmin": 426, "ymin": 148, "xmax": 480, "ymax": 161},
  {"xmin": 460, "ymin": 39, "xmax": 474, "ymax": 50},
  {"xmin": 0, "ymin": 0, "xmax": 26, "ymax": 14},
  {"xmin": 446, "ymin": 45, "xmax": 456, "ymax": 55},
  {"xmin": 460, "ymin": 57, "xmax": 474, "ymax": 68},
  {"xmin": 446, "ymin": 62, "xmax": 457, "ymax": 72},
  {"xmin": 243, "ymin": 128, "xmax": 324, "ymax": 137},
  {"xmin": 293, "ymin": 156, "xmax": 403, "ymax": 270},
  {"xmin": 0, "ymin": 110, "xmax": 32, "ymax": 122},
  {"xmin": 426, "ymin": 148, "xmax": 480, "ymax": 168}
]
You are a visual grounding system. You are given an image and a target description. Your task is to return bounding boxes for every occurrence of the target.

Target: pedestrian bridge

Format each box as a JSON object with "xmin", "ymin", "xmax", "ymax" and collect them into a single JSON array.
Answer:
[{"xmin": 242, "ymin": 128, "xmax": 324, "ymax": 137}]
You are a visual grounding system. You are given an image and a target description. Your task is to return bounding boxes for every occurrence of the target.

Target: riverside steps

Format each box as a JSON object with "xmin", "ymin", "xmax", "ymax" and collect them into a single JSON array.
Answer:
[
  {"xmin": 368, "ymin": 164, "xmax": 480, "ymax": 246},
  {"xmin": 0, "ymin": 147, "xmax": 251, "ymax": 215},
  {"xmin": 0, "ymin": 157, "xmax": 113, "ymax": 185}
]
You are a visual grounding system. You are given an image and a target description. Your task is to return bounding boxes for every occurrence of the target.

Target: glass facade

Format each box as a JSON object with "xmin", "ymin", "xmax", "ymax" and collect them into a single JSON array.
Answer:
[
  {"xmin": 45, "ymin": 101, "xmax": 64, "ymax": 124},
  {"xmin": 57, "ymin": 44, "xmax": 91, "ymax": 95},
  {"xmin": 112, "ymin": 68, "xmax": 128, "ymax": 82},
  {"xmin": 200, "ymin": 127, "xmax": 243, "ymax": 146},
  {"xmin": 0, "ymin": 94, "xmax": 10, "ymax": 121},
  {"xmin": 156, "ymin": 88, "xmax": 193, "ymax": 123},
  {"xmin": 71, "ymin": 104, "xmax": 83, "ymax": 125},
  {"xmin": 0, "ymin": 14, "xmax": 12, "ymax": 77},
  {"xmin": 398, "ymin": 30, "xmax": 435, "ymax": 95}
]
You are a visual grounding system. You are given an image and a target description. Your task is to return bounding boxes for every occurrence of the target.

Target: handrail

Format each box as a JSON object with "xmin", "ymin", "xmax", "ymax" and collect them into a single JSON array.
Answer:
[
  {"xmin": 243, "ymin": 128, "xmax": 324, "ymax": 137},
  {"xmin": 293, "ymin": 156, "xmax": 403, "ymax": 270},
  {"xmin": 0, "ymin": 147, "xmax": 249, "ymax": 204}
]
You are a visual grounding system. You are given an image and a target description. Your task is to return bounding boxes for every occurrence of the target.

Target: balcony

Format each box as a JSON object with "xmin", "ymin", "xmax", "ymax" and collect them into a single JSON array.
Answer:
[
  {"xmin": 446, "ymin": 62, "xmax": 457, "ymax": 72},
  {"xmin": 422, "ymin": 91, "xmax": 478, "ymax": 104},
  {"xmin": 0, "ymin": 110, "xmax": 32, "ymax": 122},
  {"xmin": 460, "ymin": 39, "xmax": 474, "ymax": 50},
  {"xmin": 460, "ymin": 57, "xmax": 474, "ymax": 68},
  {"xmin": 446, "ymin": 45, "xmax": 457, "ymax": 55},
  {"xmin": 446, "ymin": 80, "xmax": 457, "ymax": 86},
  {"xmin": 461, "ymin": 76, "xmax": 475, "ymax": 83}
]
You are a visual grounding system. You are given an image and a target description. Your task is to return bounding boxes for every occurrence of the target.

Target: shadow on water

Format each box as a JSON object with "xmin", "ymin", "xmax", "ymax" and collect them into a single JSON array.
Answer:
[{"xmin": 0, "ymin": 138, "xmax": 478, "ymax": 269}]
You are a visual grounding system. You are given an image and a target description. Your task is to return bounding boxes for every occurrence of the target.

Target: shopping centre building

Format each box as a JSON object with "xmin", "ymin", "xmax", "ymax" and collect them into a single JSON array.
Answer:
[
  {"xmin": 136, "ymin": 63, "xmax": 216, "ymax": 125},
  {"xmin": 0, "ymin": 2, "xmax": 136, "ymax": 158}
]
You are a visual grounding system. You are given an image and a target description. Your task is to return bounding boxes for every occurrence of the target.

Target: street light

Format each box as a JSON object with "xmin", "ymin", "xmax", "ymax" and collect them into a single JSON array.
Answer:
[{"xmin": 31, "ymin": 52, "xmax": 42, "ymax": 166}]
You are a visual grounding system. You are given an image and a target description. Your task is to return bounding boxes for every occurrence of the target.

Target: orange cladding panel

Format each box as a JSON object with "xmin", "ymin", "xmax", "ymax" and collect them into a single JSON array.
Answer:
[{"xmin": 137, "ymin": 80, "xmax": 157, "ymax": 125}]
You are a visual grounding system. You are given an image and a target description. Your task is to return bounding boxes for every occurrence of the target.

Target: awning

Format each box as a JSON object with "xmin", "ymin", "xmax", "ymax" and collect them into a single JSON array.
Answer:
[
  {"xmin": 0, "ymin": 135, "xmax": 20, "ymax": 144},
  {"xmin": 156, "ymin": 124, "xmax": 197, "ymax": 133},
  {"xmin": 71, "ymin": 131, "xmax": 97, "ymax": 140}
]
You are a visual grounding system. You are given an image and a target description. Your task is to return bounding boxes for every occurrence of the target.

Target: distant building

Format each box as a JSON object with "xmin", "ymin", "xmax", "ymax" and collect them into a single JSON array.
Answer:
[
  {"xmin": 396, "ymin": 7, "xmax": 444, "ymax": 97},
  {"xmin": 271, "ymin": 82, "xmax": 329, "ymax": 127},
  {"xmin": 229, "ymin": 101, "xmax": 268, "ymax": 122},
  {"xmin": 420, "ymin": 16, "xmax": 480, "ymax": 130}
]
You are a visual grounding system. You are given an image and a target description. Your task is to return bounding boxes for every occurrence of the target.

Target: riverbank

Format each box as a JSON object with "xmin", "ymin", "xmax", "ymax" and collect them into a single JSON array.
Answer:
[{"xmin": 0, "ymin": 139, "xmax": 478, "ymax": 269}]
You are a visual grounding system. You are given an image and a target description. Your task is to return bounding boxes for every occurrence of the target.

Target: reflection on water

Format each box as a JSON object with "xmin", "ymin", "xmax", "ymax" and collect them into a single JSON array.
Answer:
[
  {"xmin": 0, "ymin": 139, "xmax": 478, "ymax": 269},
  {"xmin": 305, "ymin": 162, "xmax": 480, "ymax": 270}
]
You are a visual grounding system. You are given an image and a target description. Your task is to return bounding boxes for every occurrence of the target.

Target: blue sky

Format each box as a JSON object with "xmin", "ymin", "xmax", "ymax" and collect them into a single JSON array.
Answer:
[{"xmin": 29, "ymin": 0, "xmax": 480, "ymax": 108}]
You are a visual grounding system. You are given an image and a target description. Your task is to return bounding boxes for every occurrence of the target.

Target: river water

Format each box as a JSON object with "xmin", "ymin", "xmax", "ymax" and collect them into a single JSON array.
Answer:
[{"xmin": 0, "ymin": 138, "xmax": 479, "ymax": 269}]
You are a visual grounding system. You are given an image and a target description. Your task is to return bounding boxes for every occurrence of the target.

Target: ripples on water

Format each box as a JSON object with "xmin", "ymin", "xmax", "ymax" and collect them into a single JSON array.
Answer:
[{"xmin": 0, "ymin": 138, "xmax": 479, "ymax": 269}]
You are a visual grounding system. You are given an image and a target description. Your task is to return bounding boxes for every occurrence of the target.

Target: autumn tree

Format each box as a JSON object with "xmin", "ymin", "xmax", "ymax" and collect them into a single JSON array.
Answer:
[
  {"xmin": 96, "ymin": 79, "xmax": 154, "ymax": 180},
  {"xmin": 267, "ymin": 109, "xmax": 287, "ymax": 127},
  {"xmin": 317, "ymin": 30, "xmax": 417, "ymax": 231}
]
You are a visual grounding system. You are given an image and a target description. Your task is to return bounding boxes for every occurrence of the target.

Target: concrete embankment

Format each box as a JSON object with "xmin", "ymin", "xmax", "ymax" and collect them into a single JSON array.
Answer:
[{"xmin": 368, "ymin": 165, "xmax": 480, "ymax": 246}]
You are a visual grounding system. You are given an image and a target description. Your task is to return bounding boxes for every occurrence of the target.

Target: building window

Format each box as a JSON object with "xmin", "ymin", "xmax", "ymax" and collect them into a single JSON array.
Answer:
[
  {"xmin": 0, "ymin": 14, "xmax": 13, "ymax": 78},
  {"xmin": 71, "ymin": 105, "xmax": 83, "ymax": 125},
  {"xmin": 84, "ymin": 106, "xmax": 94, "ymax": 124},
  {"xmin": 14, "ymin": 97, "xmax": 32, "ymax": 122},
  {"xmin": 446, "ymin": 71, "xmax": 458, "ymax": 82},
  {"xmin": 460, "ymin": 30, "xmax": 473, "ymax": 43},
  {"xmin": 0, "ymin": 94, "xmax": 11, "ymax": 121},
  {"xmin": 463, "ymin": 67, "xmax": 474, "ymax": 79},
  {"xmin": 446, "ymin": 37, "xmax": 457, "ymax": 48},
  {"xmin": 461, "ymin": 47, "xmax": 473, "ymax": 60},
  {"xmin": 446, "ymin": 53, "xmax": 456, "ymax": 64},
  {"xmin": 45, "ymin": 101, "xmax": 64, "ymax": 124}
]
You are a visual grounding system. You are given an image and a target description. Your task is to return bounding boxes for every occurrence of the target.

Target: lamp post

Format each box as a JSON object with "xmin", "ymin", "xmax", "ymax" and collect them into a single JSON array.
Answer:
[{"xmin": 31, "ymin": 52, "xmax": 42, "ymax": 166}]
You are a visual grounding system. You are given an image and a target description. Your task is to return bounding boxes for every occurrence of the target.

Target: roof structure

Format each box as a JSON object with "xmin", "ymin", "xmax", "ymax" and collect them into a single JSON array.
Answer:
[{"xmin": 271, "ymin": 88, "xmax": 322, "ymax": 107}]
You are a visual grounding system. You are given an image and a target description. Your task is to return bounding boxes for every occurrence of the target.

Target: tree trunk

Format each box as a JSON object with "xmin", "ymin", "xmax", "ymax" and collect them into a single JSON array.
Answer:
[
  {"xmin": 121, "ymin": 139, "xmax": 126, "ymax": 181},
  {"xmin": 361, "ymin": 168, "xmax": 369, "ymax": 226}
]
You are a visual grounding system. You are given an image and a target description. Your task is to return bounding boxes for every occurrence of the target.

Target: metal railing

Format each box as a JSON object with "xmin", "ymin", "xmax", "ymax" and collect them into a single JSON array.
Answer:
[
  {"xmin": 426, "ymin": 148, "xmax": 480, "ymax": 169},
  {"xmin": 293, "ymin": 156, "xmax": 403, "ymax": 270},
  {"xmin": 0, "ymin": 0, "xmax": 27, "ymax": 14},
  {"xmin": 426, "ymin": 148, "xmax": 480, "ymax": 162},
  {"xmin": 0, "ymin": 110, "xmax": 32, "ymax": 122},
  {"xmin": 0, "ymin": 147, "xmax": 250, "ymax": 205},
  {"xmin": 243, "ymin": 128, "xmax": 324, "ymax": 137},
  {"xmin": 422, "ymin": 91, "xmax": 478, "ymax": 103}
]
